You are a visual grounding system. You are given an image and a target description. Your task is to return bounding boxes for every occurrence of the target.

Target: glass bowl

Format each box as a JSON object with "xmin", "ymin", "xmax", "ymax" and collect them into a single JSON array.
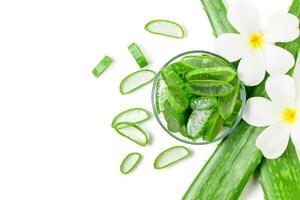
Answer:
[{"xmin": 151, "ymin": 50, "xmax": 246, "ymax": 145}]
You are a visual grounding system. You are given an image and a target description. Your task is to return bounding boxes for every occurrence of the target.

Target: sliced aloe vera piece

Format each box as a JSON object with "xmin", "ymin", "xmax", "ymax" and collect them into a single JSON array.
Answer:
[
  {"xmin": 168, "ymin": 62, "xmax": 193, "ymax": 75},
  {"xmin": 167, "ymin": 87, "xmax": 189, "ymax": 113},
  {"xmin": 154, "ymin": 146, "xmax": 190, "ymax": 169},
  {"xmin": 111, "ymin": 108, "xmax": 150, "ymax": 128},
  {"xmin": 120, "ymin": 152, "xmax": 142, "ymax": 174},
  {"xmin": 185, "ymin": 67, "xmax": 236, "ymax": 82},
  {"xmin": 187, "ymin": 108, "xmax": 214, "ymax": 139},
  {"xmin": 182, "ymin": 55, "xmax": 230, "ymax": 69},
  {"xmin": 120, "ymin": 69, "xmax": 156, "ymax": 94},
  {"xmin": 128, "ymin": 43, "xmax": 149, "ymax": 68},
  {"xmin": 144, "ymin": 19, "xmax": 184, "ymax": 39},
  {"xmin": 203, "ymin": 111, "xmax": 224, "ymax": 142},
  {"xmin": 155, "ymin": 79, "xmax": 168, "ymax": 113},
  {"xmin": 190, "ymin": 97, "xmax": 217, "ymax": 110},
  {"xmin": 114, "ymin": 122, "xmax": 148, "ymax": 146},
  {"xmin": 224, "ymin": 99, "xmax": 242, "ymax": 127},
  {"xmin": 163, "ymin": 101, "xmax": 187, "ymax": 133},
  {"xmin": 92, "ymin": 56, "xmax": 113, "ymax": 77},
  {"xmin": 218, "ymin": 78, "xmax": 240, "ymax": 119},
  {"xmin": 186, "ymin": 80, "xmax": 233, "ymax": 97}
]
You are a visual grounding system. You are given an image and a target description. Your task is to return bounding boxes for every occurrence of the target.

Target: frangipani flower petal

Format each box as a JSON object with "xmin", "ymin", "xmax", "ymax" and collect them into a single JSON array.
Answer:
[
  {"xmin": 256, "ymin": 122, "xmax": 290, "ymax": 159},
  {"xmin": 215, "ymin": 33, "xmax": 248, "ymax": 62},
  {"xmin": 264, "ymin": 13, "xmax": 300, "ymax": 43},
  {"xmin": 227, "ymin": 2, "xmax": 261, "ymax": 34},
  {"xmin": 263, "ymin": 44, "xmax": 295, "ymax": 75},
  {"xmin": 265, "ymin": 74, "xmax": 296, "ymax": 105},
  {"xmin": 291, "ymin": 121, "xmax": 300, "ymax": 152},
  {"xmin": 237, "ymin": 50, "xmax": 265, "ymax": 86},
  {"xmin": 293, "ymin": 57, "xmax": 300, "ymax": 97},
  {"xmin": 243, "ymin": 97, "xmax": 278, "ymax": 127}
]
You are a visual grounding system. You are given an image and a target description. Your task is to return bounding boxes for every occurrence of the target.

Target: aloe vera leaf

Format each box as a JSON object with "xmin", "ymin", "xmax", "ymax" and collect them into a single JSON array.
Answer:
[
  {"xmin": 186, "ymin": 80, "xmax": 233, "ymax": 97},
  {"xmin": 190, "ymin": 97, "xmax": 217, "ymax": 110},
  {"xmin": 120, "ymin": 69, "xmax": 156, "ymax": 94},
  {"xmin": 258, "ymin": 141, "xmax": 300, "ymax": 200},
  {"xmin": 182, "ymin": 55, "xmax": 231, "ymax": 69},
  {"xmin": 224, "ymin": 99, "xmax": 242, "ymax": 127},
  {"xmin": 187, "ymin": 108, "xmax": 214, "ymax": 139},
  {"xmin": 163, "ymin": 101, "xmax": 187, "ymax": 133},
  {"xmin": 128, "ymin": 43, "xmax": 149, "ymax": 68},
  {"xmin": 120, "ymin": 152, "xmax": 142, "ymax": 174},
  {"xmin": 202, "ymin": 111, "xmax": 224, "ymax": 142},
  {"xmin": 144, "ymin": 19, "xmax": 185, "ymax": 39},
  {"xmin": 154, "ymin": 146, "xmax": 190, "ymax": 169},
  {"xmin": 185, "ymin": 67, "xmax": 236, "ymax": 82},
  {"xmin": 169, "ymin": 61, "xmax": 193, "ymax": 75},
  {"xmin": 218, "ymin": 77, "xmax": 240, "ymax": 120},
  {"xmin": 183, "ymin": 0, "xmax": 300, "ymax": 199},
  {"xmin": 111, "ymin": 108, "xmax": 151, "ymax": 128},
  {"xmin": 166, "ymin": 86, "xmax": 189, "ymax": 113},
  {"xmin": 92, "ymin": 56, "xmax": 113, "ymax": 77},
  {"xmin": 114, "ymin": 122, "xmax": 149, "ymax": 146}
]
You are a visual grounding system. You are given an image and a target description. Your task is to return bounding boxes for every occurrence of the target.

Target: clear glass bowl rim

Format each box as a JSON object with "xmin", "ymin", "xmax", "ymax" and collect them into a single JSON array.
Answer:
[{"xmin": 151, "ymin": 50, "xmax": 246, "ymax": 145}]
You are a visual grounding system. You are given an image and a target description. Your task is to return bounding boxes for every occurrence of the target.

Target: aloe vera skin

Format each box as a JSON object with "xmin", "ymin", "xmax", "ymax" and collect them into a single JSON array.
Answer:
[{"xmin": 183, "ymin": 0, "xmax": 300, "ymax": 199}]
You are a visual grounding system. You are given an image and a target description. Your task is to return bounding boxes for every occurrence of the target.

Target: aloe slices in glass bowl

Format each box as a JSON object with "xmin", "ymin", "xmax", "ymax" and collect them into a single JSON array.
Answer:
[{"xmin": 151, "ymin": 50, "xmax": 246, "ymax": 145}]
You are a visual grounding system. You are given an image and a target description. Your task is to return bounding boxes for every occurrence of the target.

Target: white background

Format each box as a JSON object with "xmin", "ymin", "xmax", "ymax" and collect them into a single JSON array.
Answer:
[{"xmin": 0, "ymin": 0, "xmax": 298, "ymax": 199}]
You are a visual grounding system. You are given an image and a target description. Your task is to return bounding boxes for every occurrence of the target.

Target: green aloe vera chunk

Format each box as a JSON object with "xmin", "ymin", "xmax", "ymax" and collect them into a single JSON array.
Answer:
[
  {"xmin": 155, "ymin": 79, "xmax": 168, "ymax": 113},
  {"xmin": 167, "ymin": 86, "xmax": 189, "ymax": 113},
  {"xmin": 224, "ymin": 99, "xmax": 242, "ymax": 127},
  {"xmin": 185, "ymin": 67, "xmax": 236, "ymax": 82},
  {"xmin": 120, "ymin": 152, "xmax": 142, "ymax": 174},
  {"xmin": 168, "ymin": 61, "xmax": 193, "ymax": 75},
  {"xmin": 187, "ymin": 108, "xmax": 214, "ymax": 139},
  {"xmin": 186, "ymin": 80, "xmax": 233, "ymax": 97},
  {"xmin": 92, "ymin": 56, "xmax": 113, "ymax": 77},
  {"xmin": 218, "ymin": 78, "xmax": 240, "ymax": 120},
  {"xmin": 203, "ymin": 111, "xmax": 224, "ymax": 142},
  {"xmin": 163, "ymin": 101, "xmax": 187, "ymax": 133},
  {"xmin": 128, "ymin": 43, "xmax": 149, "ymax": 68},
  {"xmin": 190, "ymin": 97, "xmax": 217, "ymax": 110},
  {"xmin": 182, "ymin": 55, "xmax": 230, "ymax": 69}
]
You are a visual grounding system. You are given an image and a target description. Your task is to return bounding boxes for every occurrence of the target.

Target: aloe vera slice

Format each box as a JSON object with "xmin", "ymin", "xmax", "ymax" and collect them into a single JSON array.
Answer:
[
  {"xmin": 120, "ymin": 152, "xmax": 142, "ymax": 174},
  {"xmin": 128, "ymin": 43, "xmax": 149, "ymax": 68},
  {"xmin": 111, "ymin": 108, "xmax": 150, "ymax": 128},
  {"xmin": 92, "ymin": 56, "xmax": 113, "ymax": 77},
  {"xmin": 186, "ymin": 80, "xmax": 233, "ymax": 97},
  {"xmin": 167, "ymin": 87, "xmax": 189, "ymax": 113},
  {"xmin": 154, "ymin": 146, "xmax": 190, "ymax": 169},
  {"xmin": 120, "ymin": 69, "xmax": 156, "ymax": 94},
  {"xmin": 190, "ymin": 97, "xmax": 217, "ymax": 110},
  {"xmin": 203, "ymin": 112, "xmax": 224, "ymax": 142},
  {"xmin": 168, "ymin": 62, "xmax": 193, "ymax": 75},
  {"xmin": 144, "ymin": 19, "xmax": 184, "ymax": 39},
  {"xmin": 185, "ymin": 67, "xmax": 236, "ymax": 82},
  {"xmin": 187, "ymin": 108, "xmax": 214, "ymax": 139},
  {"xmin": 182, "ymin": 55, "xmax": 230, "ymax": 69},
  {"xmin": 155, "ymin": 79, "xmax": 168, "ymax": 113},
  {"xmin": 224, "ymin": 99, "xmax": 242, "ymax": 127},
  {"xmin": 163, "ymin": 101, "xmax": 186, "ymax": 133},
  {"xmin": 114, "ymin": 122, "xmax": 148, "ymax": 146}
]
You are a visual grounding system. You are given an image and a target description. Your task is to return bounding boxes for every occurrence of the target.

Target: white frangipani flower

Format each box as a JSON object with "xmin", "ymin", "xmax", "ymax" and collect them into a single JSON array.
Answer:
[
  {"xmin": 215, "ymin": 2, "xmax": 299, "ymax": 86},
  {"xmin": 243, "ymin": 74, "xmax": 300, "ymax": 159}
]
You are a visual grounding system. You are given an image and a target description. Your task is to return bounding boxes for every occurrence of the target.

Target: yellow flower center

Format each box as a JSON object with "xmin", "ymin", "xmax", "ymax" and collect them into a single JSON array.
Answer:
[
  {"xmin": 281, "ymin": 107, "xmax": 297, "ymax": 124},
  {"xmin": 248, "ymin": 33, "xmax": 264, "ymax": 48}
]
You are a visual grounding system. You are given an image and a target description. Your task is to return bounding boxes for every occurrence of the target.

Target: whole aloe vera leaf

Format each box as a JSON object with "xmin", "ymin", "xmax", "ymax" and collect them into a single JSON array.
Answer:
[{"xmin": 183, "ymin": 0, "xmax": 300, "ymax": 199}]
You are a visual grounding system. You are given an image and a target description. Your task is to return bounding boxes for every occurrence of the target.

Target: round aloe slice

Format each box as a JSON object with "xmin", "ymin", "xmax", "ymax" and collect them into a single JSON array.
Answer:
[
  {"xmin": 111, "ymin": 108, "xmax": 150, "ymax": 128},
  {"xmin": 186, "ymin": 80, "xmax": 233, "ymax": 97},
  {"xmin": 120, "ymin": 152, "xmax": 142, "ymax": 174},
  {"xmin": 154, "ymin": 146, "xmax": 190, "ymax": 169},
  {"xmin": 144, "ymin": 19, "xmax": 185, "ymax": 39},
  {"xmin": 185, "ymin": 67, "xmax": 236, "ymax": 82},
  {"xmin": 120, "ymin": 69, "xmax": 156, "ymax": 95},
  {"xmin": 190, "ymin": 97, "xmax": 217, "ymax": 110},
  {"xmin": 187, "ymin": 109, "xmax": 213, "ymax": 139},
  {"xmin": 114, "ymin": 122, "xmax": 149, "ymax": 146}
]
